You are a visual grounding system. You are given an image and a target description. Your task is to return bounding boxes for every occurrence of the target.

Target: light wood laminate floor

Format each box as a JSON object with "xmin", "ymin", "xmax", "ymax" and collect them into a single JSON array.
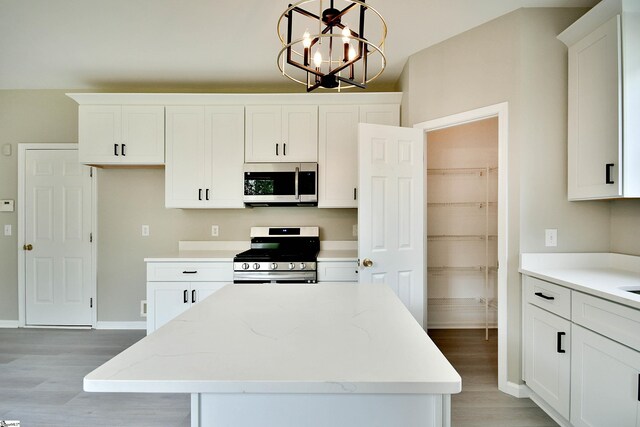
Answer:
[
  {"xmin": 1, "ymin": 328, "xmax": 556, "ymax": 426},
  {"xmin": 429, "ymin": 329, "xmax": 558, "ymax": 427}
]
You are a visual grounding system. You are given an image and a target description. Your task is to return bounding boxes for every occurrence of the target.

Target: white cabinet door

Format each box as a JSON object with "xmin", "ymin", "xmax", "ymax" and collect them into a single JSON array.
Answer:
[
  {"xmin": 571, "ymin": 324, "xmax": 640, "ymax": 427},
  {"xmin": 318, "ymin": 104, "xmax": 400, "ymax": 208},
  {"xmin": 165, "ymin": 106, "xmax": 244, "ymax": 208},
  {"xmin": 524, "ymin": 304, "xmax": 571, "ymax": 419},
  {"xmin": 318, "ymin": 105, "xmax": 359, "ymax": 208},
  {"xmin": 193, "ymin": 282, "xmax": 228, "ymax": 303},
  {"xmin": 78, "ymin": 105, "xmax": 164, "ymax": 165},
  {"xmin": 568, "ymin": 15, "xmax": 622, "ymax": 200},
  {"xmin": 245, "ymin": 105, "xmax": 317, "ymax": 162},
  {"xmin": 147, "ymin": 282, "xmax": 191, "ymax": 334},
  {"xmin": 165, "ymin": 106, "xmax": 207, "ymax": 208},
  {"xmin": 205, "ymin": 106, "xmax": 245, "ymax": 208}
]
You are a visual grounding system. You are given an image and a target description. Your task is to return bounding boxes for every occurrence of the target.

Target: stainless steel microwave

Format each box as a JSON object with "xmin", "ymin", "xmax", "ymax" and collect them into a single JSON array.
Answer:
[{"xmin": 243, "ymin": 163, "xmax": 318, "ymax": 206}]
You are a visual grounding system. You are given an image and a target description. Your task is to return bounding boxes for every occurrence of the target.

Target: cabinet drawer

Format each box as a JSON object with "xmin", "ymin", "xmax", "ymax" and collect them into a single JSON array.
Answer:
[
  {"xmin": 147, "ymin": 262, "xmax": 233, "ymax": 282},
  {"xmin": 524, "ymin": 276, "xmax": 571, "ymax": 319},
  {"xmin": 317, "ymin": 261, "xmax": 358, "ymax": 282},
  {"xmin": 572, "ymin": 291, "xmax": 640, "ymax": 351}
]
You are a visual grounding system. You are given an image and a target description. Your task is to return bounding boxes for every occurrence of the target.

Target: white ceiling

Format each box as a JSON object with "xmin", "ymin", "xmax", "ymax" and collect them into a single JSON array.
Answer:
[{"xmin": 0, "ymin": 0, "xmax": 597, "ymax": 91}]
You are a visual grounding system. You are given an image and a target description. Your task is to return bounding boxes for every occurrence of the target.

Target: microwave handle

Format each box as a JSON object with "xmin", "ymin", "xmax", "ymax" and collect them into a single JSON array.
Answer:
[{"xmin": 295, "ymin": 166, "xmax": 299, "ymax": 200}]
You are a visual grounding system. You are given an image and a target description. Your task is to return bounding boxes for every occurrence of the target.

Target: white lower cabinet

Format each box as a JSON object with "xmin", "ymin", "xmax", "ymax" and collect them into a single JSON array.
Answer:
[
  {"xmin": 524, "ymin": 304, "xmax": 571, "ymax": 419},
  {"xmin": 571, "ymin": 324, "xmax": 640, "ymax": 427},
  {"xmin": 317, "ymin": 261, "xmax": 358, "ymax": 282},
  {"xmin": 146, "ymin": 262, "xmax": 232, "ymax": 334},
  {"xmin": 523, "ymin": 274, "xmax": 640, "ymax": 426}
]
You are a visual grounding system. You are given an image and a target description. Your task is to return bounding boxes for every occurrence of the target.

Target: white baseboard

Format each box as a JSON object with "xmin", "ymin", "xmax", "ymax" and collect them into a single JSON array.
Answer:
[
  {"xmin": 500, "ymin": 381, "xmax": 530, "ymax": 398},
  {"xmin": 0, "ymin": 320, "xmax": 20, "ymax": 328},
  {"xmin": 96, "ymin": 321, "xmax": 146, "ymax": 330}
]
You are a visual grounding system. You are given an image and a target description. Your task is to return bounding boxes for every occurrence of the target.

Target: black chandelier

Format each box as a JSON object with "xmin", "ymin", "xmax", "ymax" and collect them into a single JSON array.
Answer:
[{"xmin": 277, "ymin": 0, "xmax": 387, "ymax": 92}]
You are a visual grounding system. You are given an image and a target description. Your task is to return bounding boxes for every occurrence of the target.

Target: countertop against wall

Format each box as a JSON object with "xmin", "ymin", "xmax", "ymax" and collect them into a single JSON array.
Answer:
[
  {"xmin": 144, "ymin": 241, "xmax": 358, "ymax": 262},
  {"xmin": 520, "ymin": 252, "xmax": 640, "ymax": 310}
]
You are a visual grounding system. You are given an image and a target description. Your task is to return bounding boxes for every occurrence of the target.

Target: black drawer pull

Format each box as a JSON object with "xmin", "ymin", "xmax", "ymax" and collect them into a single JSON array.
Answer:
[
  {"xmin": 557, "ymin": 332, "xmax": 566, "ymax": 353},
  {"xmin": 191, "ymin": 289, "xmax": 196, "ymax": 304},
  {"xmin": 535, "ymin": 292, "xmax": 554, "ymax": 301},
  {"xmin": 198, "ymin": 188, "xmax": 202, "ymax": 201},
  {"xmin": 183, "ymin": 289, "xmax": 188, "ymax": 304},
  {"xmin": 275, "ymin": 143, "xmax": 279, "ymax": 156},
  {"xmin": 121, "ymin": 143, "xmax": 126, "ymax": 156},
  {"xmin": 114, "ymin": 144, "xmax": 119, "ymax": 156},
  {"xmin": 206, "ymin": 188, "xmax": 210, "ymax": 201},
  {"xmin": 182, "ymin": 270, "xmax": 198, "ymax": 274},
  {"xmin": 605, "ymin": 163, "xmax": 615, "ymax": 184},
  {"xmin": 283, "ymin": 143, "xmax": 286, "ymax": 156}
]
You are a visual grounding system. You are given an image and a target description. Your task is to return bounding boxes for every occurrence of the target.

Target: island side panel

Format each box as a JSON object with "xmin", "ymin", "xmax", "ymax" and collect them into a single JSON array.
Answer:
[{"xmin": 194, "ymin": 393, "xmax": 449, "ymax": 427}]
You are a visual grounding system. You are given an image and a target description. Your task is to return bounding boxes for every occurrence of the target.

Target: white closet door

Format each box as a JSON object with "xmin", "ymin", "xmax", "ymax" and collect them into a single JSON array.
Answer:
[
  {"xmin": 25, "ymin": 149, "xmax": 93, "ymax": 326},
  {"xmin": 358, "ymin": 123, "xmax": 425, "ymax": 326}
]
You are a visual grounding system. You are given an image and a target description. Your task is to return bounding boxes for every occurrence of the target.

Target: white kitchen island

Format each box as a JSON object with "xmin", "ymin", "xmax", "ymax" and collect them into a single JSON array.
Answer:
[{"xmin": 84, "ymin": 283, "xmax": 461, "ymax": 427}]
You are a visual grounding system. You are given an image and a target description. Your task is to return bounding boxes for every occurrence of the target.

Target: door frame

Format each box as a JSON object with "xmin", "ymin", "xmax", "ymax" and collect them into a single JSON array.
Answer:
[
  {"xmin": 413, "ymin": 102, "xmax": 510, "ymax": 395},
  {"xmin": 17, "ymin": 143, "xmax": 98, "ymax": 328}
]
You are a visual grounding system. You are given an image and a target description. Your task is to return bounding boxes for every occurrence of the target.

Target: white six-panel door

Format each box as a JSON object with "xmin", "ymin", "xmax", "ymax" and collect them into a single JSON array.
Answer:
[
  {"xmin": 358, "ymin": 123, "xmax": 425, "ymax": 327},
  {"xmin": 25, "ymin": 149, "xmax": 93, "ymax": 326}
]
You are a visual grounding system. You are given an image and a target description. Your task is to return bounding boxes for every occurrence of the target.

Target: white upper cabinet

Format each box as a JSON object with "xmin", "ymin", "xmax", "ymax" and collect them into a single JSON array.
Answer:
[
  {"xmin": 560, "ymin": 0, "xmax": 640, "ymax": 200},
  {"xmin": 318, "ymin": 104, "xmax": 399, "ymax": 208},
  {"xmin": 78, "ymin": 105, "xmax": 165, "ymax": 165},
  {"xmin": 165, "ymin": 106, "xmax": 244, "ymax": 208},
  {"xmin": 245, "ymin": 105, "xmax": 318, "ymax": 162}
]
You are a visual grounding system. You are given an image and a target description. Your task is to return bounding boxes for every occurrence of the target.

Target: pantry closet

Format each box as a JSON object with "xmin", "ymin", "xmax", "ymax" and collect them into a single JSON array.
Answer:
[{"xmin": 426, "ymin": 117, "xmax": 498, "ymax": 338}]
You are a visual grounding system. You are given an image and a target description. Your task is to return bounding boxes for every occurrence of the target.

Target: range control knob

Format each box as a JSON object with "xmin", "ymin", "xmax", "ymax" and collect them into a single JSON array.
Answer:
[
  {"xmin": 300, "ymin": 262, "xmax": 306, "ymax": 270},
  {"xmin": 288, "ymin": 262, "xmax": 295, "ymax": 270},
  {"xmin": 242, "ymin": 263, "xmax": 250, "ymax": 270},
  {"xmin": 253, "ymin": 263, "xmax": 260, "ymax": 270},
  {"xmin": 271, "ymin": 262, "xmax": 278, "ymax": 270}
]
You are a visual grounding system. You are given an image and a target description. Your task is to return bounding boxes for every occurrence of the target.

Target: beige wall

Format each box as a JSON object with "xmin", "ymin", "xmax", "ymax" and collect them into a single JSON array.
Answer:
[
  {"xmin": 399, "ymin": 7, "xmax": 613, "ymax": 385},
  {"xmin": 0, "ymin": 90, "xmax": 357, "ymax": 322}
]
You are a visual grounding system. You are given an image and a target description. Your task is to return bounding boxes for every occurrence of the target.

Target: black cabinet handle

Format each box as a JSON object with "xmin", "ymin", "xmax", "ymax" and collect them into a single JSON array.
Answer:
[
  {"xmin": 283, "ymin": 143, "xmax": 286, "ymax": 156},
  {"xmin": 182, "ymin": 270, "xmax": 197, "ymax": 274},
  {"xmin": 198, "ymin": 189, "xmax": 202, "ymax": 201},
  {"xmin": 114, "ymin": 144, "xmax": 119, "ymax": 156},
  {"xmin": 183, "ymin": 289, "xmax": 188, "ymax": 304},
  {"xmin": 206, "ymin": 189, "xmax": 210, "ymax": 201},
  {"xmin": 122, "ymin": 143, "xmax": 126, "ymax": 156},
  {"xmin": 354, "ymin": 187, "xmax": 357, "ymax": 200},
  {"xmin": 276, "ymin": 143, "xmax": 279, "ymax": 156},
  {"xmin": 606, "ymin": 163, "xmax": 615, "ymax": 184},
  {"xmin": 535, "ymin": 292, "xmax": 554, "ymax": 301},
  {"xmin": 191, "ymin": 289, "xmax": 196, "ymax": 304},
  {"xmin": 557, "ymin": 332, "xmax": 566, "ymax": 353}
]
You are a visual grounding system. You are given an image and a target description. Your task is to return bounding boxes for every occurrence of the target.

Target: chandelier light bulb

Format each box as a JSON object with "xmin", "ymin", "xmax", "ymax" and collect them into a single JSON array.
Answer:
[
  {"xmin": 302, "ymin": 31, "xmax": 312, "ymax": 48},
  {"xmin": 342, "ymin": 26, "xmax": 350, "ymax": 44},
  {"xmin": 313, "ymin": 51, "xmax": 323, "ymax": 68},
  {"xmin": 348, "ymin": 46, "xmax": 357, "ymax": 61}
]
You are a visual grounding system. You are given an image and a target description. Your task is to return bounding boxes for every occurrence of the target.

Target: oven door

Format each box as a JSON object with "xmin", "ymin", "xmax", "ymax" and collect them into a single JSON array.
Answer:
[
  {"xmin": 233, "ymin": 270, "xmax": 317, "ymax": 284},
  {"xmin": 243, "ymin": 163, "xmax": 317, "ymax": 206}
]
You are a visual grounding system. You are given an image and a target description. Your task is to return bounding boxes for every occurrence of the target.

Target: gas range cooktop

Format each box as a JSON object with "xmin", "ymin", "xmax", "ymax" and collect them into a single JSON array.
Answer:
[{"xmin": 233, "ymin": 227, "xmax": 320, "ymax": 284}]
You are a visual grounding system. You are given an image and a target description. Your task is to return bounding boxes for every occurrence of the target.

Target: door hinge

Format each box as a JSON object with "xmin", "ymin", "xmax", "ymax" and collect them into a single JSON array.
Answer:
[
  {"xmin": 90, "ymin": 297, "xmax": 93, "ymax": 308},
  {"xmin": 89, "ymin": 232, "xmax": 93, "ymax": 243}
]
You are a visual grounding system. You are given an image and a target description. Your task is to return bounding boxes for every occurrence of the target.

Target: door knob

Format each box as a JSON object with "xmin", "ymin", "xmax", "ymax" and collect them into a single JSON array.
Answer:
[
  {"xmin": 23, "ymin": 244, "xmax": 33, "ymax": 251},
  {"xmin": 362, "ymin": 258, "xmax": 373, "ymax": 267}
]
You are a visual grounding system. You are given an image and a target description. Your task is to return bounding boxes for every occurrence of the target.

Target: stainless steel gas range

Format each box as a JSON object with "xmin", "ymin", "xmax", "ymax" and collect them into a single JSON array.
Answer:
[{"xmin": 233, "ymin": 227, "xmax": 320, "ymax": 284}]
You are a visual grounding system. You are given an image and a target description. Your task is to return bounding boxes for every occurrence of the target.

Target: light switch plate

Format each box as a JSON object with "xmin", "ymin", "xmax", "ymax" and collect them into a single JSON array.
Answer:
[
  {"xmin": 4, "ymin": 224, "xmax": 11, "ymax": 236},
  {"xmin": 141, "ymin": 225, "xmax": 150, "ymax": 237},
  {"xmin": 545, "ymin": 229, "xmax": 557, "ymax": 247}
]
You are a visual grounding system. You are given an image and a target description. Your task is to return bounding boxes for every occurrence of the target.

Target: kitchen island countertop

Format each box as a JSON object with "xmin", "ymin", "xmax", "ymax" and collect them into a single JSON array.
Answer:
[{"xmin": 85, "ymin": 283, "xmax": 460, "ymax": 395}]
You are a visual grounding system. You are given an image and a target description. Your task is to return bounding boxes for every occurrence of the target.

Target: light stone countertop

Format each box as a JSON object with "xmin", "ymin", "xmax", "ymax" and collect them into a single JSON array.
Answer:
[
  {"xmin": 84, "ymin": 283, "xmax": 461, "ymax": 395},
  {"xmin": 520, "ymin": 253, "xmax": 640, "ymax": 310}
]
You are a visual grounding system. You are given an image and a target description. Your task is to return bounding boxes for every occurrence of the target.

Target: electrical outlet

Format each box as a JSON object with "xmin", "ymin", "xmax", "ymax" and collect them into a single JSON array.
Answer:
[
  {"xmin": 352, "ymin": 224, "xmax": 358, "ymax": 237},
  {"xmin": 141, "ymin": 225, "xmax": 150, "ymax": 237},
  {"xmin": 545, "ymin": 229, "xmax": 557, "ymax": 247},
  {"xmin": 3, "ymin": 224, "xmax": 11, "ymax": 236},
  {"xmin": 211, "ymin": 225, "xmax": 219, "ymax": 237}
]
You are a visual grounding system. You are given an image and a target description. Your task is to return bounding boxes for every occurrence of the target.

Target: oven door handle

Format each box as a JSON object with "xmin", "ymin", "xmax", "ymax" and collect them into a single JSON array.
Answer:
[{"xmin": 294, "ymin": 166, "xmax": 299, "ymax": 200}]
